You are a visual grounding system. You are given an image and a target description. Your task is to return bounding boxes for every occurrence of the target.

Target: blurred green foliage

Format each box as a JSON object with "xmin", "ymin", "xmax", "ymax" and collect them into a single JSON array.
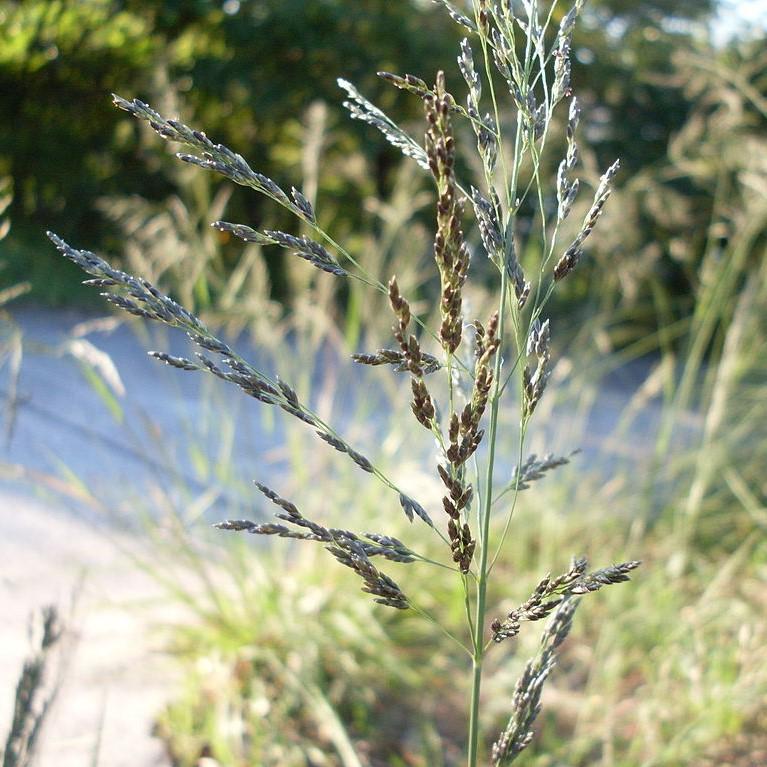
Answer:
[
  {"xmin": 0, "ymin": 0, "xmax": 463, "ymax": 302},
  {"xmin": 0, "ymin": 0, "xmax": 731, "ymax": 314}
]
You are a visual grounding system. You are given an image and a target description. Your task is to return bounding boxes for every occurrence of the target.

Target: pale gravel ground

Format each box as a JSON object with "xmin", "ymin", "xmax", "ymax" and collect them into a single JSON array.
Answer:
[
  {"xmin": 0, "ymin": 490, "xmax": 174, "ymax": 767},
  {"xmin": 0, "ymin": 306, "xmax": 287, "ymax": 766}
]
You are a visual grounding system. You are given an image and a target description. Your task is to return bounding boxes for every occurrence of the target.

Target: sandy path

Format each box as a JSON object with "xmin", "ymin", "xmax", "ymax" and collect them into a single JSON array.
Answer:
[
  {"xmin": 0, "ymin": 490, "xmax": 173, "ymax": 767},
  {"xmin": 0, "ymin": 306, "xmax": 274, "ymax": 766}
]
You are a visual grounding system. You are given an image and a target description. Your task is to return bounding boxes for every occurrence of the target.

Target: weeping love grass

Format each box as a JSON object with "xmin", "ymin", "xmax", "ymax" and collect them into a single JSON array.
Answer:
[{"xmin": 49, "ymin": 1, "xmax": 640, "ymax": 763}]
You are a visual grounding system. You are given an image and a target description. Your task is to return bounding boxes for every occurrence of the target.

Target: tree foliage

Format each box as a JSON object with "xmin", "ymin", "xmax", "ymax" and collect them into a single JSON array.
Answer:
[{"xmin": 0, "ymin": 0, "xmax": 728, "ymax": 306}]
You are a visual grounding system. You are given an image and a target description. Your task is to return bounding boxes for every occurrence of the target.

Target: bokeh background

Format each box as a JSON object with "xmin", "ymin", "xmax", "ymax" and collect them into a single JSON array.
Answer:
[{"xmin": 1, "ymin": 1, "xmax": 766, "ymax": 766}]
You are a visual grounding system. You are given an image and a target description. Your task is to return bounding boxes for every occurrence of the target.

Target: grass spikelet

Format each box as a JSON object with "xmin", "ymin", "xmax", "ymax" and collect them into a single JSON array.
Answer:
[
  {"xmin": 424, "ymin": 71, "xmax": 470, "ymax": 355},
  {"xmin": 554, "ymin": 159, "xmax": 620, "ymax": 281},
  {"xmin": 337, "ymin": 78, "xmax": 430, "ymax": 169},
  {"xmin": 490, "ymin": 598, "xmax": 580, "ymax": 766}
]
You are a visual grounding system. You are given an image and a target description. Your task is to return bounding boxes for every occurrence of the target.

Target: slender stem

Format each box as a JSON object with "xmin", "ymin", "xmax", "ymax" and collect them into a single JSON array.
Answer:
[
  {"xmin": 413, "ymin": 553, "xmax": 462, "ymax": 573},
  {"xmin": 467, "ymin": 261, "xmax": 509, "ymax": 767},
  {"xmin": 408, "ymin": 601, "xmax": 472, "ymax": 658},
  {"xmin": 467, "ymin": 654, "xmax": 484, "ymax": 767},
  {"xmin": 462, "ymin": 572, "xmax": 477, "ymax": 652},
  {"xmin": 488, "ymin": 418, "xmax": 529, "ymax": 573},
  {"xmin": 466, "ymin": 1, "xmax": 550, "ymax": 762}
]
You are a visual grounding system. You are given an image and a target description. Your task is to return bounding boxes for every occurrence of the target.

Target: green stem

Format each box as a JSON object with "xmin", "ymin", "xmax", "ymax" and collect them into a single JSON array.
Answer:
[
  {"xmin": 467, "ymin": 263, "xmax": 509, "ymax": 767},
  {"xmin": 489, "ymin": 418, "xmax": 529, "ymax": 573},
  {"xmin": 468, "ymin": 654, "xmax": 484, "ymax": 767},
  {"xmin": 408, "ymin": 601, "xmax": 472, "ymax": 658},
  {"xmin": 466, "ymin": 2, "xmax": 536, "ymax": 761}
]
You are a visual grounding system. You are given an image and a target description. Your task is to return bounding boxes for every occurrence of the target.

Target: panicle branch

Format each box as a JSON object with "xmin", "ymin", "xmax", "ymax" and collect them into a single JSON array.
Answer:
[
  {"xmin": 212, "ymin": 222, "xmax": 346, "ymax": 276},
  {"xmin": 556, "ymin": 98, "xmax": 581, "ymax": 223},
  {"xmin": 506, "ymin": 451, "xmax": 576, "ymax": 492},
  {"xmin": 458, "ymin": 38, "xmax": 498, "ymax": 174},
  {"xmin": 433, "ymin": 0, "xmax": 476, "ymax": 32},
  {"xmin": 554, "ymin": 160, "xmax": 620, "ymax": 281},
  {"xmin": 522, "ymin": 319, "xmax": 551, "ymax": 417},
  {"xmin": 337, "ymin": 79, "xmax": 430, "ymax": 169},
  {"xmin": 491, "ymin": 598, "xmax": 580, "ymax": 765},
  {"xmin": 490, "ymin": 557, "xmax": 641, "ymax": 643},
  {"xmin": 471, "ymin": 187, "xmax": 530, "ymax": 308},
  {"xmin": 217, "ymin": 482, "xmax": 413, "ymax": 609},
  {"xmin": 48, "ymin": 232, "xmax": 429, "ymax": 525},
  {"xmin": 112, "ymin": 95, "xmax": 315, "ymax": 222},
  {"xmin": 352, "ymin": 348, "xmax": 441, "ymax": 375}
]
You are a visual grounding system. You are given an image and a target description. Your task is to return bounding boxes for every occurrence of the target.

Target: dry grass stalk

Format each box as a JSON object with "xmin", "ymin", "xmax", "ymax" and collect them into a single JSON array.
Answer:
[{"xmin": 2, "ymin": 607, "xmax": 65, "ymax": 767}]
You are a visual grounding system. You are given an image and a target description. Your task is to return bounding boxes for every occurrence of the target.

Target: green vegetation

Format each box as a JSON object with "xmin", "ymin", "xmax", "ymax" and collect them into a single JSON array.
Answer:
[
  {"xmin": 0, "ymin": 0, "xmax": 726, "ymax": 317},
  {"xmin": 4, "ymin": 0, "xmax": 766, "ymax": 765}
]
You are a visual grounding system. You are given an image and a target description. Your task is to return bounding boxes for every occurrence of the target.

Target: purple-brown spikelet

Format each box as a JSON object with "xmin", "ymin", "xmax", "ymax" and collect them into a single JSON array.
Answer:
[
  {"xmin": 435, "ymin": 310, "xmax": 500, "ymax": 574},
  {"xmin": 424, "ymin": 72, "xmax": 470, "ymax": 355},
  {"xmin": 388, "ymin": 276, "xmax": 437, "ymax": 431}
]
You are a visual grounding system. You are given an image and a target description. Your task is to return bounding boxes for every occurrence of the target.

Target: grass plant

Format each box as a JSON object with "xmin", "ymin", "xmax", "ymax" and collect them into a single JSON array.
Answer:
[
  {"xmin": 1, "ymin": 607, "xmax": 66, "ymax": 767},
  {"xmin": 47, "ymin": 1, "xmax": 651, "ymax": 763}
]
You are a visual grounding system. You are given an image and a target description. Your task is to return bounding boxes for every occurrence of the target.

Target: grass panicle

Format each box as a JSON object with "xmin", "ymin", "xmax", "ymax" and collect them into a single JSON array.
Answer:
[
  {"xmin": 211, "ymin": 222, "xmax": 346, "ymax": 276},
  {"xmin": 504, "ymin": 451, "xmax": 576, "ymax": 493},
  {"xmin": 216, "ymin": 481, "xmax": 417, "ymax": 564},
  {"xmin": 351, "ymin": 348, "xmax": 442, "ymax": 375},
  {"xmin": 50, "ymin": 1, "xmax": 642, "ymax": 763},
  {"xmin": 490, "ymin": 557, "xmax": 641, "ymax": 643},
  {"xmin": 424, "ymin": 71, "xmax": 471, "ymax": 355},
  {"xmin": 337, "ymin": 78, "xmax": 430, "ymax": 170}
]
